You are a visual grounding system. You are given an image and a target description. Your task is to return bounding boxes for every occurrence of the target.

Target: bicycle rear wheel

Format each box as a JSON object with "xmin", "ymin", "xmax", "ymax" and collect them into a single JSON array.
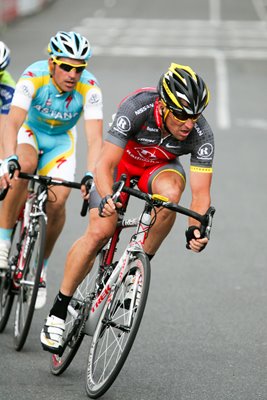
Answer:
[
  {"xmin": 50, "ymin": 263, "xmax": 99, "ymax": 376},
  {"xmin": 0, "ymin": 221, "xmax": 22, "ymax": 332},
  {"xmin": 13, "ymin": 215, "xmax": 46, "ymax": 351},
  {"xmin": 85, "ymin": 252, "xmax": 150, "ymax": 399}
]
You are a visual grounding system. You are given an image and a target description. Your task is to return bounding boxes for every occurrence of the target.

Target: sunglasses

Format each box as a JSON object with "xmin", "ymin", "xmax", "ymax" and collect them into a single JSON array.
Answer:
[
  {"xmin": 52, "ymin": 57, "xmax": 87, "ymax": 73},
  {"xmin": 170, "ymin": 109, "xmax": 201, "ymax": 123}
]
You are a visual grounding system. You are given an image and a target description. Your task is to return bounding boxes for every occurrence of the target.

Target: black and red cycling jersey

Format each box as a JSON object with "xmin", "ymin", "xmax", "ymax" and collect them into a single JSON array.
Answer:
[{"xmin": 106, "ymin": 88, "xmax": 214, "ymax": 173}]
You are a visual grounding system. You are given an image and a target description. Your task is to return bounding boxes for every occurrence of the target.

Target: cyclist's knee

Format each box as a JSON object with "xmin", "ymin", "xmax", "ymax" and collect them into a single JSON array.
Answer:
[
  {"xmin": 85, "ymin": 211, "xmax": 117, "ymax": 248},
  {"xmin": 17, "ymin": 147, "xmax": 38, "ymax": 172},
  {"xmin": 156, "ymin": 182, "xmax": 184, "ymax": 203},
  {"xmin": 152, "ymin": 174, "xmax": 185, "ymax": 203}
]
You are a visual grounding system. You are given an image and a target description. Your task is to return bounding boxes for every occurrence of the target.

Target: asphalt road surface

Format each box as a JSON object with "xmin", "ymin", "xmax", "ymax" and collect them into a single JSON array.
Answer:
[{"xmin": 1, "ymin": 1, "xmax": 267, "ymax": 399}]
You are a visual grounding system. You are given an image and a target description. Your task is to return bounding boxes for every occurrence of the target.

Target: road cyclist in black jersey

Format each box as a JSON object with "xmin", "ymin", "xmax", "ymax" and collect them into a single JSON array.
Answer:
[{"xmin": 41, "ymin": 62, "xmax": 215, "ymax": 354}]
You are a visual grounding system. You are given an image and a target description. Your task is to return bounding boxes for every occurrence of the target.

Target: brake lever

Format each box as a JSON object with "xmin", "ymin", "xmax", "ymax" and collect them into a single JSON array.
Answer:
[
  {"xmin": 0, "ymin": 163, "xmax": 18, "ymax": 201},
  {"xmin": 112, "ymin": 174, "xmax": 127, "ymax": 203},
  {"xmin": 201, "ymin": 206, "xmax": 216, "ymax": 239}
]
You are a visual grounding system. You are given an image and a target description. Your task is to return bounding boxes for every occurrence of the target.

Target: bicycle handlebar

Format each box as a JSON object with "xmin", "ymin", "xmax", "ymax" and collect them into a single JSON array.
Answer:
[
  {"xmin": 18, "ymin": 172, "xmax": 90, "ymax": 217},
  {"xmin": 18, "ymin": 172, "xmax": 82, "ymax": 189},
  {"xmin": 112, "ymin": 174, "xmax": 216, "ymax": 239},
  {"xmin": 0, "ymin": 170, "xmax": 90, "ymax": 217}
]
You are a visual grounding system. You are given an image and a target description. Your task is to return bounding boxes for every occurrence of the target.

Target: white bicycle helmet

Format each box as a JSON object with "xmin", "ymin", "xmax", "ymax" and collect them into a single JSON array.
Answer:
[
  {"xmin": 48, "ymin": 31, "xmax": 91, "ymax": 61},
  {"xmin": 0, "ymin": 41, "xmax": 11, "ymax": 71}
]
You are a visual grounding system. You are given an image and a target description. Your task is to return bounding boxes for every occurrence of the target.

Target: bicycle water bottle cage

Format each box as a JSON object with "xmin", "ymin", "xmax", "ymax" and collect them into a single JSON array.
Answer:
[{"xmin": 151, "ymin": 194, "xmax": 169, "ymax": 202}]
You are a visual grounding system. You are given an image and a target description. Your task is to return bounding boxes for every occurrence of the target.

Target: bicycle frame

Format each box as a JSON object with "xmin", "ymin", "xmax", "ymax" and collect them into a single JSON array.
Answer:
[
  {"xmin": 0, "ymin": 171, "xmax": 82, "ymax": 349},
  {"xmin": 70, "ymin": 199, "xmax": 155, "ymax": 336},
  {"xmin": 68, "ymin": 174, "xmax": 215, "ymax": 337}
]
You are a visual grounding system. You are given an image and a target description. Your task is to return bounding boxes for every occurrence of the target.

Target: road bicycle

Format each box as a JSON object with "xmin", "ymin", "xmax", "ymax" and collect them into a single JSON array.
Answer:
[
  {"xmin": 48, "ymin": 174, "xmax": 215, "ymax": 398},
  {"xmin": 0, "ymin": 171, "xmax": 81, "ymax": 351}
]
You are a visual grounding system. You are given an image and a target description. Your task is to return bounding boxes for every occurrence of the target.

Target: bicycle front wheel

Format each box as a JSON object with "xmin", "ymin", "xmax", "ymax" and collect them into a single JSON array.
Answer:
[
  {"xmin": 13, "ymin": 215, "xmax": 46, "ymax": 351},
  {"xmin": 86, "ymin": 252, "xmax": 150, "ymax": 399},
  {"xmin": 0, "ymin": 220, "xmax": 22, "ymax": 332}
]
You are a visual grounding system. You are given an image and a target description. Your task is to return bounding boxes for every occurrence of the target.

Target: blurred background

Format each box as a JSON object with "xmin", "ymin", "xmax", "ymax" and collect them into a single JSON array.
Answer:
[{"xmin": 1, "ymin": 1, "xmax": 267, "ymax": 399}]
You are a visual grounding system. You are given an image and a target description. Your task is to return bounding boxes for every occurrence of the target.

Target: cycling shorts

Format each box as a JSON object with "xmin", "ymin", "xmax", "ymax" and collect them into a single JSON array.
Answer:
[
  {"xmin": 17, "ymin": 123, "xmax": 77, "ymax": 181},
  {"xmin": 89, "ymin": 157, "xmax": 185, "ymax": 209}
]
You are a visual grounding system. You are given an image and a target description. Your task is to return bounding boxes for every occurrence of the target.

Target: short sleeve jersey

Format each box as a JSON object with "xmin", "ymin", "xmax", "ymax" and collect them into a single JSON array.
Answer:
[
  {"xmin": 11, "ymin": 60, "xmax": 103, "ymax": 135},
  {"xmin": 0, "ymin": 70, "xmax": 16, "ymax": 115},
  {"xmin": 106, "ymin": 89, "xmax": 214, "ymax": 172}
]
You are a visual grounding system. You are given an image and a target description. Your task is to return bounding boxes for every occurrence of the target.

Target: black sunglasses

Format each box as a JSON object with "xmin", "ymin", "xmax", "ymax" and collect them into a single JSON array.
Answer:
[{"xmin": 171, "ymin": 109, "xmax": 201, "ymax": 123}]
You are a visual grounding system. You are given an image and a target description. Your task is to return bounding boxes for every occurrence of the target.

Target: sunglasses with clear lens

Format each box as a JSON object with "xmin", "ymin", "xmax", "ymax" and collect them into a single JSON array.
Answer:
[
  {"xmin": 171, "ymin": 110, "xmax": 201, "ymax": 123},
  {"xmin": 53, "ymin": 58, "xmax": 87, "ymax": 73}
]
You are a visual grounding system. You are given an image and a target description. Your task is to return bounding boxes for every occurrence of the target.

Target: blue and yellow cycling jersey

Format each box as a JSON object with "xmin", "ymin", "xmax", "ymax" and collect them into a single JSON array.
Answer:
[
  {"xmin": 11, "ymin": 60, "xmax": 103, "ymax": 135},
  {"xmin": 0, "ymin": 70, "xmax": 16, "ymax": 115}
]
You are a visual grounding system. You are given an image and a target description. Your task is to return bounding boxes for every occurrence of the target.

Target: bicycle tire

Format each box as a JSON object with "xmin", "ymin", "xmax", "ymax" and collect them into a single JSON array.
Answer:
[
  {"xmin": 85, "ymin": 251, "xmax": 150, "ymax": 399},
  {"xmin": 13, "ymin": 215, "xmax": 46, "ymax": 351},
  {"xmin": 50, "ymin": 266, "xmax": 99, "ymax": 376},
  {"xmin": 0, "ymin": 275, "xmax": 14, "ymax": 332},
  {"xmin": 0, "ymin": 221, "xmax": 22, "ymax": 332}
]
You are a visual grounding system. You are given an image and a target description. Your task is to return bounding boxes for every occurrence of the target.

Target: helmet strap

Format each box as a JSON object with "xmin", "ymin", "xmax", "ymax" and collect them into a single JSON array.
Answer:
[{"xmin": 161, "ymin": 105, "xmax": 173, "ymax": 135}]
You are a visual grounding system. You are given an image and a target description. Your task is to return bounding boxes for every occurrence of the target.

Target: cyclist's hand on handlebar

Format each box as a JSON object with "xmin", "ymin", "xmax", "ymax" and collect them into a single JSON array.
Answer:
[
  {"xmin": 185, "ymin": 226, "xmax": 208, "ymax": 253},
  {"xmin": 98, "ymin": 195, "xmax": 122, "ymax": 217},
  {"xmin": 0, "ymin": 155, "xmax": 21, "ymax": 189}
]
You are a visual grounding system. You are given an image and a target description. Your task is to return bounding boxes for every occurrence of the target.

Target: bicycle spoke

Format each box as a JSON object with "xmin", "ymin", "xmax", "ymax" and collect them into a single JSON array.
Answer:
[{"xmin": 86, "ymin": 253, "xmax": 150, "ymax": 398}]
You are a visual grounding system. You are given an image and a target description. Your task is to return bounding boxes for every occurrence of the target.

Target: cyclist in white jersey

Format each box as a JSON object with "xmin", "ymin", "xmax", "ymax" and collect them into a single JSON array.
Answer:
[
  {"xmin": 0, "ymin": 41, "xmax": 16, "ymax": 156},
  {"xmin": 0, "ymin": 31, "xmax": 103, "ymax": 309}
]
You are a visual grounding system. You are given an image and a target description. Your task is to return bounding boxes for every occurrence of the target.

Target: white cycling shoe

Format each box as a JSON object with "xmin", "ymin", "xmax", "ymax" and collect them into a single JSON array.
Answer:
[
  {"xmin": 40, "ymin": 315, "xmax": 65, "ymax": 354},
  {"xmin": 0, "ymin": 240, "xmax": 10, "ymax": 271},
  {"xmin": 35, "ymin": 267, "xmax": 47, "ymax": 310}
]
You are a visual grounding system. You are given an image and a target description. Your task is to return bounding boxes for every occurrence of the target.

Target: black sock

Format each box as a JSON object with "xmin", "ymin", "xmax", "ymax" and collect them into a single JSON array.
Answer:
[
  {"xmin": 146, "ymin": 253, "xmax": 154, "ymax": 261},
  {"xmin": 49, "ymin": 291, "xmax": 72, "ymax": 321}
]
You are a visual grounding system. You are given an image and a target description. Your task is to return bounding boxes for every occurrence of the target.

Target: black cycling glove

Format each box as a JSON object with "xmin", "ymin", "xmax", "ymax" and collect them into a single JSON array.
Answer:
[
  {"xmin": 98, "ymin": 195, "xmax": 112, "ymax": 217},
  {"xmin": 185, "ymin": 225, "xmax": 206, "ymax": 252}
]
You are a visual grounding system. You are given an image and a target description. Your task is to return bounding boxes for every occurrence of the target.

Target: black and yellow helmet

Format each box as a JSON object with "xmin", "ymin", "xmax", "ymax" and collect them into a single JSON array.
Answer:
[{"xmin": 158, "ymin": 63, "xmax": 210, "ymax": 116}]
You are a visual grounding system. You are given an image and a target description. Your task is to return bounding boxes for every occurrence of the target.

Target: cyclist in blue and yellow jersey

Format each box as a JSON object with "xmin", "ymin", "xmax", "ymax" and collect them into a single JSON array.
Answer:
[
  {"xmin": 0, "ymin": 31, "xmax": 103, "ymax": 309},
  {"xmin": 0, "ymin": 41, "xmax": 16, "ymax": 155}
]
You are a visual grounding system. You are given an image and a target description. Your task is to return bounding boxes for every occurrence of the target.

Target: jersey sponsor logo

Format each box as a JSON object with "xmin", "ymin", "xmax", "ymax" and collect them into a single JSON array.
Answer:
[
  {"xmin": 194, "ymin": 123, "xmax": 204, "ymax": 136},
  {"xmin": 197, "ymin": 143, "xmax": 213, "ymax": 159},
  {"xmin": 134, "ymin": 103, "xmax": 154, "ymax": 116},
  {"xmin": 88, "ymin": 79, "xmax": 96, "ymax": 86},
  {"xmin": 127, "ymin": 145, "xmax": 173, "ymax": 163},
  {"xmin": 146, "ymin": 126, "xmax": 159, "ymax": 132},
  {"xmin": 56, "ymin": 156, "xmax": 67, "ymax": 168},
  {"xmin": 23, "ymin": 71, "xmax": 36, "ymax": 78},
  {"xmin": 26, "ymin": 129, "xmax": 34, "ymax": 137},
  {"xmin": 46, "ymin": 98, "xmax": 52, "ymax": 107},
  {"xmin": 0, "ymin": 87, "xmax": 13, "ymax": 101},
  {"xmin": 116, "ymin": 116, "xmax": 131, "ymax": 132},
  {"xmin": 65, "ymin": 95, "xmax": 73, "ymax": 109},
  {"xmin": 89, "ymin": 92, "xmax": 101, "ymax": 104},
  {"xmin": 33, "ymin": 104, "xmax": 79, "ymax": 120},
  {"xmin": 20, "ymin": 84, "xmax": 32, "ymax": 99},
  {"xmin": 138, "ymin": 138, "xmax": 156, "ymax": 143},
  {"xmin": 165, "ymin": 143, "xmax": 181, "ymax": 149}
]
